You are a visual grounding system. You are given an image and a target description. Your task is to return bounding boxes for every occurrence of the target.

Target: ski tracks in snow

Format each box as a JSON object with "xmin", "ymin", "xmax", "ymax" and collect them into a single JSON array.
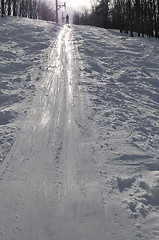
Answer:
[
  {"xmin": 1, "ymin": 20, "xmax": 159, "ymax": 240},
  {"xmin": 0, "ymin": 25, "xmax": 106, "ymax": 240}
]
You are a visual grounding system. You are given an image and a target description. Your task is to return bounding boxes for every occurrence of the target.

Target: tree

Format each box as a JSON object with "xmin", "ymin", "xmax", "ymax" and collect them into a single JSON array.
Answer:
[
  {"xmin": 39, "ymin": 2, "xmax": 55, "ymax": 21},
  {"xmin": 8, "ymin": 0, "xmax": 11, "ymax": 15},
  {"xmin": 73, "ymin": 12, "xmax": 80, "ymax": 25},
  {"xmin": 95, "ymin": 0, "xmax": 109, "ymax": 27},
  {"xmin": 1, "ymin": 0, "xmax": 5, "ymax": 17},
  {"xmin": 29, "ymin": 0, "xmax": 33, "ymax": 18},
  {"xmin": 13, "ymin": 0, "xmax": 17, "ymax": 16},
  {"xmin": 109, "ymin": 0, "xmax": 159, "ymax": 37}
]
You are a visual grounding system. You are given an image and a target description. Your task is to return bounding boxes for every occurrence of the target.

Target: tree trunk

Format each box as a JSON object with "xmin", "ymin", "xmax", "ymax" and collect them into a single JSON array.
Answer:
[
  {"xmin": 1, "ymin": 0, "xmax": 5, "ymax": 17},
  {"xmin": 13, "ymin": 0, "xmax": 17, "ymax": 16},
  {"xmin": 8, "ymin": 0, "xmax": 11, "ymax": 15}
]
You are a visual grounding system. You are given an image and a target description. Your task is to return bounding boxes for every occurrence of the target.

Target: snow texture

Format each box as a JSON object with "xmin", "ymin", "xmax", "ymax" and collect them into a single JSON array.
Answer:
[{"xmin": 0, "ymin": 16, "xmax": 159, "ymax": 240}]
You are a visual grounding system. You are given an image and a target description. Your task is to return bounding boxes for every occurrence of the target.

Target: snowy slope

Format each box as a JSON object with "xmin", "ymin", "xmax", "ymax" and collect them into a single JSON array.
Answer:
[
  {"xmin": 0, "ymin": 17, "xmax": 60, "ymax": 163},
  {"xmin": 73, "ymin": 26, "xmax": 159, "ymax": 239},
  {"xmin": 0, "ymin": 17, "xmax": 159, "ymax": 240}
]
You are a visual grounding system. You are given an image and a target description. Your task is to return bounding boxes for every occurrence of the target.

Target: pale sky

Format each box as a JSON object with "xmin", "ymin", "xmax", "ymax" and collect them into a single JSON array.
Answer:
[
  {"xmin": 66, "ymin": 0, "xmax": 91, "ymax": 9},
  {"xmin": 51, "ymin": 0, "xmax": 93, "ymax": 21},
  {"xmin": 55, "ymin": 0, "xmax": 92, "ymax": 12}
]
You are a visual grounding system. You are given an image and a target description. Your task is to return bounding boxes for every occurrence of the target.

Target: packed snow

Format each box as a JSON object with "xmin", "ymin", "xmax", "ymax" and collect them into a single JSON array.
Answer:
[
  {"xmin": 0, "ymin": 16, "xmax": 159, "ymax": 240},
  {"xmin": 0, "ymin": 17, "xmax": 59, "ymax": 164}
]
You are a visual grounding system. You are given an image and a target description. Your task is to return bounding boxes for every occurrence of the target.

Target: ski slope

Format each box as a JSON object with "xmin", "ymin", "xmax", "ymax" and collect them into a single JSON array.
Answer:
[{"xmin": 0, "ymin": 17, "xmax": 159, "ymax": 240}]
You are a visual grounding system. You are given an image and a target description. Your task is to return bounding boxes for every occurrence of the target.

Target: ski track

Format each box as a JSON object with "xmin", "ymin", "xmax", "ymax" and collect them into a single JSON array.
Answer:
[
  {"xmin": 0, "ymin": 24, "xmax": 106, "ymax": 240},
  {"xmin": 0, "ymin": 18, "xmax": 159, "ymax": 240}
]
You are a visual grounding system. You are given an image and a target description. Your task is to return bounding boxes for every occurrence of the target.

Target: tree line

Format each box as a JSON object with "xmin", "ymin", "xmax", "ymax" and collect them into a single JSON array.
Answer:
[
  {"xmin": 1, "ymin": 0, "xmax": 55, "ymax": 21},
  {"xmin": 73, "ymin": 0, "xmax": 159, "ymax": 38}
]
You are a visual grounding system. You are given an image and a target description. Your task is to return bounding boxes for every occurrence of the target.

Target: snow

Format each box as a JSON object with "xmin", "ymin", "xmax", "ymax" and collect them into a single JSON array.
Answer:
[
  {"xmin": 0, "ymin": 16, "xmax": 59, "ymax": 163},
  {"xmin": 0, "ymin": 16, "xmax": 159, "ymax": 239}
]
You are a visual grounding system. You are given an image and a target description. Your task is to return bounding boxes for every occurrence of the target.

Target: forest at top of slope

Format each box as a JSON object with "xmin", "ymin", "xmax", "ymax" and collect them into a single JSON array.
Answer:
[
  {"xmin": 1, "ymin": 0, "xmax": 159, "ymax": 40},
  {"xmin": 0, "ymin": 0, "xmax": 55, "ymax": 21},
  {"xmin": 73, "ymin": 0, "xmax": 159, "ymax": 39}
]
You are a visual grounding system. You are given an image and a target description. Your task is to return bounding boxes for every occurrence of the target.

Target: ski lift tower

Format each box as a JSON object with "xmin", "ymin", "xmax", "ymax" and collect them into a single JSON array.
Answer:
[{"xmin": 56, "ymin": 0, "xmax": 66, "ymax": 23}]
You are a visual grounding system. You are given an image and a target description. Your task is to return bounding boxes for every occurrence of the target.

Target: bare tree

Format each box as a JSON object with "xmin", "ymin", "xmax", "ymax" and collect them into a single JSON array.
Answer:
[{"xmin": 1, "ymin": 0, "xmax": 5, "ymax": 17}]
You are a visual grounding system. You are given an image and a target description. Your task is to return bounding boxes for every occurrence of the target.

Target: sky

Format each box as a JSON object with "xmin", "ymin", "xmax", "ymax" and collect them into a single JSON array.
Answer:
[
  {"xmin": 66, "ymin": 0, "xmax": 91, "ymax": 10},
  {"xmin": 56, "ymin": 0, "xmax": 92, "ymax": 12}
]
